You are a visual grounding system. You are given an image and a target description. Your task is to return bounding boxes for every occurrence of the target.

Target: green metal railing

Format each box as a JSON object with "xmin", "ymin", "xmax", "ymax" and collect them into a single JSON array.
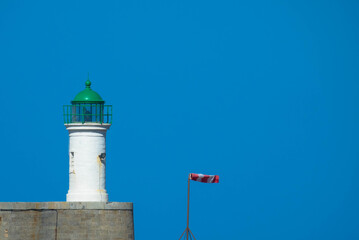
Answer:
[{"xmin": 63, "ymin": 104, "xmax": 112, "ymax": 124}]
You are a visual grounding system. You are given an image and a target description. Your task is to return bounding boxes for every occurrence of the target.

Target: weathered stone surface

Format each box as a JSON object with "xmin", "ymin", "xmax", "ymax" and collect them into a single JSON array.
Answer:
[
  {"xmin": 0, "ymin": 202, "xmax": 134, "ymax": 240},
  {"xmin": 0, "ymin": 202, "xmax": 132, "ymax": 210}
]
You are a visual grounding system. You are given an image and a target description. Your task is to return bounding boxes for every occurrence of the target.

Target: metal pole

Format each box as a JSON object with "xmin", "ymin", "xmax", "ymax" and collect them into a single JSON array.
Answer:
[{"xmin": 187, "ymin": 175, "xmax": 190, "ymax": 240}]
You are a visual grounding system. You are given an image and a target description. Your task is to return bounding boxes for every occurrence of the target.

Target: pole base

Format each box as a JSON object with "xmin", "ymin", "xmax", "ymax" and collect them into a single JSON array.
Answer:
[{"xmin": 178, "ymin": 227, "xmax": 197, "ymax": 240}]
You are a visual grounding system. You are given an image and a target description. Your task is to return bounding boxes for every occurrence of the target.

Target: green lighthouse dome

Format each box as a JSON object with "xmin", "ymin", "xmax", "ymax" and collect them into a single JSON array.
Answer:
[
  {"xmin": 64, "ymin": 78, "xmax": 112, "ymax": 124},
  {"xmin": 71, "ymin": 80, "xmax": 105, "ymax": 104}
]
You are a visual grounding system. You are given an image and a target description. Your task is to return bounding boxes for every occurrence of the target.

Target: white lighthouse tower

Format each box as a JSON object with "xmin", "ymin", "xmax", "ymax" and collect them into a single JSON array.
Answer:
[{"xmin": 63, "ymin": 79, "xmax": 112, "ymax": 202}]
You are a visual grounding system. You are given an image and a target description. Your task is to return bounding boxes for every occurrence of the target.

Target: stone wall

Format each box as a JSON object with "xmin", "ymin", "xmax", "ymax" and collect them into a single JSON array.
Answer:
[{"xmin": 0, "ymin": 202, "xmax": 134, "ymax": 240}]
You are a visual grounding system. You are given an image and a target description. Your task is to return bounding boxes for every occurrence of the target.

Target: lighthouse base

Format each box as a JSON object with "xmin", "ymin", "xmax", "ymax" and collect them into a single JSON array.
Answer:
[
  {"xmin": 0, "ymin": 202, "xmax": 134, "ymax": 240},
  {"xmin": 66, "ymin": 190, "xmax": 108, "ymax": 202}
]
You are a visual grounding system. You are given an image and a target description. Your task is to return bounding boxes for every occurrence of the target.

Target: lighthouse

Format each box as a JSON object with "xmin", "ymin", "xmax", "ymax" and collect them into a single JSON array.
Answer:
[
  {"xmin": 0, "ymin": 78, "xmax": 134, "ymax": 239},
  {"xmin": 63, "ymin": 79, "xmax": 112, "ymax": 202}
]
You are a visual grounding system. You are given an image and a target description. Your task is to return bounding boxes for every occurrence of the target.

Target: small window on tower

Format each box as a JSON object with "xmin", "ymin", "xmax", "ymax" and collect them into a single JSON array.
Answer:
[{"xmin": 70, "ymin": 152, "xmax": 75, "ymax": 174}]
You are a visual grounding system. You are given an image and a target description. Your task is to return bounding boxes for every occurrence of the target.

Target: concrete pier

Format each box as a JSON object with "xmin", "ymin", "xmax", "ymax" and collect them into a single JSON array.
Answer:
[{"xmin": 0, "ymin": 202, "xmax": 134, "ymax": 240}]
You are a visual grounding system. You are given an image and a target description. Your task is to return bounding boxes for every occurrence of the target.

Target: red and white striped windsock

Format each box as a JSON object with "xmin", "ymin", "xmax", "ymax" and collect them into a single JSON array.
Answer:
[{"xmin": 189, "ymin": 173, "xmax": 219, "ymax": 183}]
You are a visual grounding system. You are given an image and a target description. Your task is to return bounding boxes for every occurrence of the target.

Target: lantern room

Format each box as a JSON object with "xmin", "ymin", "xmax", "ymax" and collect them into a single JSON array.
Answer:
[{"xmin": 63, "ymin": 80, "xmax": 112, "ymax": 124}]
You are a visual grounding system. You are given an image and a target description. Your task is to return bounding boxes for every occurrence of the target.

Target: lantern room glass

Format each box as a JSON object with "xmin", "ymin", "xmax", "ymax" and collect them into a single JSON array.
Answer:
[{"xmin": 63, "ymin": 104, "xmax": 112, "ymax": 124}]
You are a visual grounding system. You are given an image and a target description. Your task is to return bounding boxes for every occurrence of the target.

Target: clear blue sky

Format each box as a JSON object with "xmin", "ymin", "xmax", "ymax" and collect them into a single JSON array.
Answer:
[{"xmin": 1, "ymin": 0, "xmax": 359, "ymax": 239}]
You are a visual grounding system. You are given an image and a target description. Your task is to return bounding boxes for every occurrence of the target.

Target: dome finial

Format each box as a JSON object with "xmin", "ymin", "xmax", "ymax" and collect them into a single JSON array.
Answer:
[{"xmin": 85, "ymin": 73, "xmax": 91, "ymax": 88}]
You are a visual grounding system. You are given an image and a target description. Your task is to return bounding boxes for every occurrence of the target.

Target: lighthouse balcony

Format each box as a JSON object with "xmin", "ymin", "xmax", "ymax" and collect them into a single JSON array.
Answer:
[{"xmin": 63, "ymin": 104, "xmax": 112, "ymax": 124}]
